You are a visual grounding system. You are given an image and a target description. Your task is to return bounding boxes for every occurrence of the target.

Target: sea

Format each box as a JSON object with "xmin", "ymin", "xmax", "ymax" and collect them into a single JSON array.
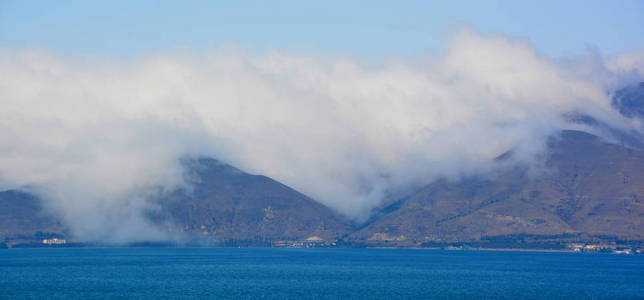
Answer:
[{"xmin": 1, "ymin": 248, "xmax": 643, "ymax": 299}]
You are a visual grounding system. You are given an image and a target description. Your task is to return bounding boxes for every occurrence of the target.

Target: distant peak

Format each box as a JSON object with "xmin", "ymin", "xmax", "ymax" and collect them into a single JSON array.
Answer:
[
  {"xmin": 612, "ymin": 82, "xmax": 644, "ymax": 119},
  {"xmin": 181, "ymin": 156, "xmax": 246, "ymax": 176}
]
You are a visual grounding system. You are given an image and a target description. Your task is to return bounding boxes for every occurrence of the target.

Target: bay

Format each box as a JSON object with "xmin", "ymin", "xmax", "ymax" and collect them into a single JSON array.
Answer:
[{"xmin": 1, "ymin": 248, "xmax": 643, "ymax": 299}]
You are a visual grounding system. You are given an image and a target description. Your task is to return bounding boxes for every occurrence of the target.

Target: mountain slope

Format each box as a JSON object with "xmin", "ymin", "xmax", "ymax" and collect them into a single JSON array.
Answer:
[
  {"xmin": 0, "ymin": 190, "xmax": 65, "ymax": 244},
  {"xmin": 2, "ymin": 130, "xmax": 643, "ymax": 247},
  {"xmin": 350, "ymin": 130, "xmax": 644, "ymax": 245},
  {"xmin": 149, "ymin": 158, "xmax": 353, "ymax": 243},
  {"xmin": 1, "ymin": 158, "xmax": 353, "ymax": 246},
  {"xmin": 613, "ymin": 82, "xmax": 644, "ymax": 119}
]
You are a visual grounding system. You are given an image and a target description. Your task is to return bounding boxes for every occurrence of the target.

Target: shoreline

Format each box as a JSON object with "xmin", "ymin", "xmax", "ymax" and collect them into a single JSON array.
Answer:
[
  {"xmin": 366, "ymin": 246, "xmax": 574, "ymax": 253},
  {"xmin": 2, "ymin": 246, "xmax": 632, "ymax": 254}
]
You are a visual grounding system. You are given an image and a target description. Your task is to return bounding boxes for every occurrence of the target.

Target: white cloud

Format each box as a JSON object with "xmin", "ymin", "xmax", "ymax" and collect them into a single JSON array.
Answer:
[{"xmin": 0, "ymin": 31, "xmax": 643, "ymax": 241}]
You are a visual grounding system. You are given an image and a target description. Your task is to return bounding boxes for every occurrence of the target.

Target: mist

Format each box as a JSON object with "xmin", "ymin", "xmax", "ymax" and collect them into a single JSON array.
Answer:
[{"xmin": 1, "ymin": 30, "xmax": 643, "ymax": 242}]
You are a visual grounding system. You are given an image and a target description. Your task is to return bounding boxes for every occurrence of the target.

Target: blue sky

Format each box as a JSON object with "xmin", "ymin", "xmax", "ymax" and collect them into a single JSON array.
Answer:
[{"xmin": 1, "ymin": 0, "xmax": 643, "ymax": 59}]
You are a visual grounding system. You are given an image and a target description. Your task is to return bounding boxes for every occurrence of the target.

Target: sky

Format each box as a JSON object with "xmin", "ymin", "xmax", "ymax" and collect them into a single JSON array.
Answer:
[
  {"xmin": 1, "ymin": 1, "xmax": 644, "ymax": 242},
  {"xmin": 1, "ymin": 0, "xmax": 643, "ymax": 59}
]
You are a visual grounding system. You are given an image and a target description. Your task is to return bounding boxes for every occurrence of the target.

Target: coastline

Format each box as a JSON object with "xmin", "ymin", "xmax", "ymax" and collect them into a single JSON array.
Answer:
[
  {"xmin": 366, "ymin": 246, "xmax": 574, "ymax": 253},
  {"xmin": 2, "ymin": 245, "xmax": 636, "ymax": 255}
]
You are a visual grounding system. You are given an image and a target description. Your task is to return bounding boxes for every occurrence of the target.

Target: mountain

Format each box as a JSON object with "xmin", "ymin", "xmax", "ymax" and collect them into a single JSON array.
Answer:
[
  {"xmin": 2, "ymin": 132, "xmax": 643, "ymax": 248},
  {"xmin": 3, "ymin": 81, "xmax": 644, "ymax": 249},
  {"xmin": 2, "ymin": 132, "xmax": 643, "ymax": 249},
  {"xmin": 0, "ymin": 190, "xmax": 65, "ymax": 246},
  {"xmin": 0, "ymin": 158, "xmax": 353, "ymax": 247},
  {"xmin": 349, "ymin": 130, "xmax": 644, "ymax": 246},
  {"xmin": 148, "ymin": 158, "xmax": 353, "ymax": 244},
  {"xmin": 612, "ymin": 82, "xmax": 644, "ymax": 119}
]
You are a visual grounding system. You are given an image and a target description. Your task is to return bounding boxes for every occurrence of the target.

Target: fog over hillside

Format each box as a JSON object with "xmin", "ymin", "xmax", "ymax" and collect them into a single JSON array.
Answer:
[{"xmin": 1, "ymin": 30, "xmax": 643, "ymax": 241}]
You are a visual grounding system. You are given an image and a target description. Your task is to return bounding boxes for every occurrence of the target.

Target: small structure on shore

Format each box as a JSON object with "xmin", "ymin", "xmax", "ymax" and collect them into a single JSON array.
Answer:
[
  {"xmin": 272, "ymin": 236, "xmax": 331, "ymax": 248},
  {"xmin": 42, "ymin": 238, "xmax": 66, "ymax": 245}
]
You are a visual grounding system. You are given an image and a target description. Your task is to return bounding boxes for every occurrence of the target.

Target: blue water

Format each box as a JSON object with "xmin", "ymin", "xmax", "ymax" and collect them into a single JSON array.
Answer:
[{"xmin": 1, "ymin": 248, "xmax": 643, "ymax": 299}]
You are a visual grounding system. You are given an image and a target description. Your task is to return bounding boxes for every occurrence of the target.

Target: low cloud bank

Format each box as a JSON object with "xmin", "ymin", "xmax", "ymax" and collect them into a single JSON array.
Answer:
[{"xmin": 1, "ymin": 30, "xmax": 643, "ymax": 241}]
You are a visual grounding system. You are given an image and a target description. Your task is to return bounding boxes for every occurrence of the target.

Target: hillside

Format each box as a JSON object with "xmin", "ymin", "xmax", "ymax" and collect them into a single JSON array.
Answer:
[
  {"xmin": 148, "ymin": 158, "xmax": 353, "ymax": 244},
  {"xmin": 0, "ymin": 190, "xmax": 65, "ymax": 246},
  {"xmin": 613, "ymin": 82, "xmax": 644, "ymax": 119},
  {"xmin": 349, "ymin": 130, "xmax": 644, "ymax": 246},
  {"xmin": 0, "ymin": 158, "xmax": 353, "ymax": 247},
  {"xmin": 1, "ymin": 131, "xmax": 643, "ymax": 248}
]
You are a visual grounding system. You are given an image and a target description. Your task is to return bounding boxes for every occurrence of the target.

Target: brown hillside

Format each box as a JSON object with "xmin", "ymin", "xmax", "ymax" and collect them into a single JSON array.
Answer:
[{"xmin": 350, "ymin": 130, "xmax": 644, "ymax": 245}]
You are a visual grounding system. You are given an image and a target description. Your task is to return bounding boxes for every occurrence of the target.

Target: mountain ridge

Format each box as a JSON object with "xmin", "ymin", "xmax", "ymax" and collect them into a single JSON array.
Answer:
[
  {"xmin": 1, "ymin": 129, "xmax": 644, "ymax": 248},
  {"xmin": 349, "ymin": 130, "xmax": 644, "ymax": 246}
]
